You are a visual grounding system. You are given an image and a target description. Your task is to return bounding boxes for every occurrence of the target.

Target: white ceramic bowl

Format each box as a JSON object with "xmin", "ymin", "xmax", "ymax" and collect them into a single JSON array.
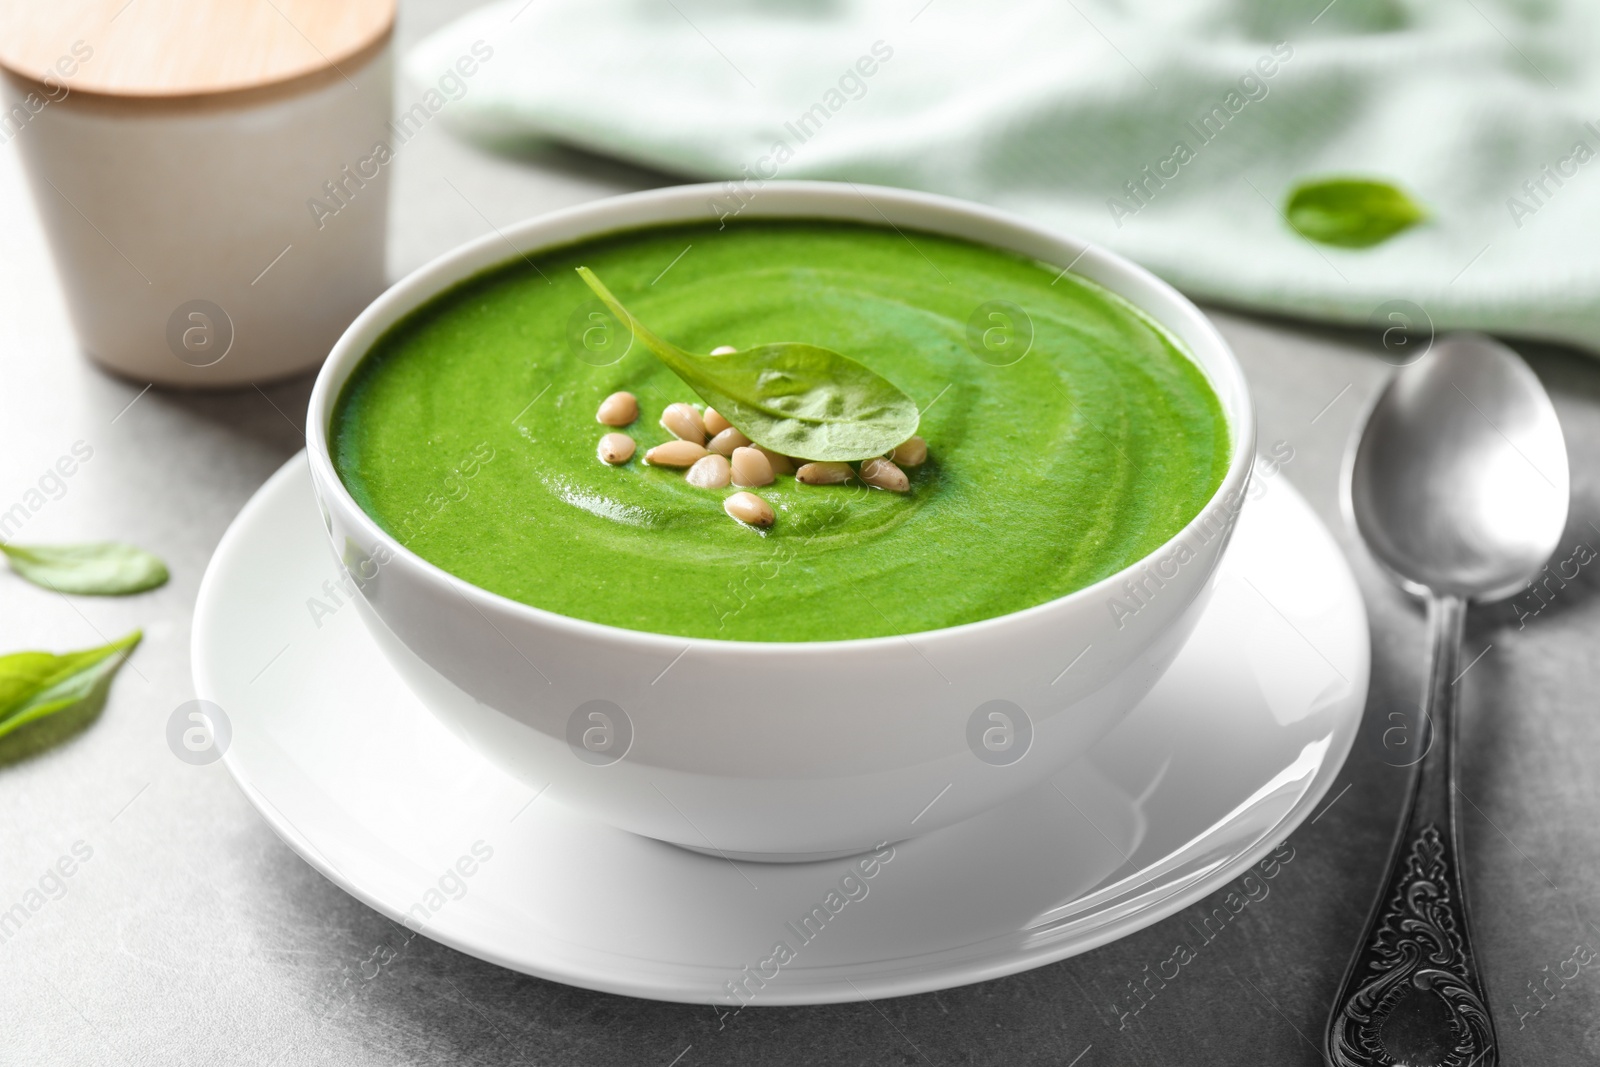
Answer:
[{"xmin": 305, "ymin": 181, "xmax": 1255, "ymax": 861}]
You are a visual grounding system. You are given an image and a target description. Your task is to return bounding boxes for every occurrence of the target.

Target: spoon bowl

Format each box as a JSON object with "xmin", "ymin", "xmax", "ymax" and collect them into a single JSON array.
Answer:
[{"xmin": 1348, "ymin": 333, "xmax": 1569, "ymax": 600}]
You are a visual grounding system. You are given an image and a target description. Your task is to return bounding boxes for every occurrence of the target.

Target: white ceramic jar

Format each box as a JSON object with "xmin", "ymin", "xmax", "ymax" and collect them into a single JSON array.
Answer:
[
  {"xmin": 306, "ymin": 182, "xmax": 1257, "ymax": 861},
  {"xmin": 0, "ymin": 0, "xmax": 395, "ymax": 387}
]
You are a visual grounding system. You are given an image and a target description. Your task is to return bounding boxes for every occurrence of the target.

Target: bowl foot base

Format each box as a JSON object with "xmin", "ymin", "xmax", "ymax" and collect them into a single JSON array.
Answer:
[{"xmin": 666, "ymin": 839, "xmax": 897, "ymax": 865}]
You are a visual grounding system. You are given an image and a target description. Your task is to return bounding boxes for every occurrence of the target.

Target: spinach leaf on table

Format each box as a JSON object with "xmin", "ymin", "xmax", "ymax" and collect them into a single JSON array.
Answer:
[
  {"xmin": 0, "ymin": 630, "xmax": 142, "ymax": 745},
  {"xmin": 1, "ymin": 541, "xmax": 169, "ymax": 595}
]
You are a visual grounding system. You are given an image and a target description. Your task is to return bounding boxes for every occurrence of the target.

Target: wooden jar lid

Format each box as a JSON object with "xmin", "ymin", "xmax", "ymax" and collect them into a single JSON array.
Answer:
[{"xmin": 0, "ymin": 0, "xmax": 396, "ymax": 99}]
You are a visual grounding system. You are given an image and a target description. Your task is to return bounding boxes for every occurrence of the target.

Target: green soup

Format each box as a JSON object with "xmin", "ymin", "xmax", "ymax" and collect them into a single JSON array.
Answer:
[{"xmin": 332, "ymin": 221, "xmax": 1230, "ymax": 642}]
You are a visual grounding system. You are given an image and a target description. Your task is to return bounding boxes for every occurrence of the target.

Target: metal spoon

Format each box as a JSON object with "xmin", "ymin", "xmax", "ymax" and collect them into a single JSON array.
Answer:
[{"xmin": 1326, "ymin": 334, "xmax": 1569, "ymax": 1066}]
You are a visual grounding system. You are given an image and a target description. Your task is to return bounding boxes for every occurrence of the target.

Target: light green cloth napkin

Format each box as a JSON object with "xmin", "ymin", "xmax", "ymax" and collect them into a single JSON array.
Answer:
[{"xmin": 407, "ymin": 0, "xmax": 1600, "ymax": 350}]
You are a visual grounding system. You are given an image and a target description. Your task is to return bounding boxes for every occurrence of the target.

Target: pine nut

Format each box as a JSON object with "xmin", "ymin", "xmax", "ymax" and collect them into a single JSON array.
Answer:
[
  {"xmin": 596, "ymin": 391, "xmax": 639, "ymax": 426},
  {"xmin": 710, "ymin": 345, "xmax": 737, "ymax": 356},
  {"xmin": 708, "ymin": 427, "xmax": 751, "ymax": 456},
  {"xmin": 756, "ymin": 446, "xmax": 795, "ymax": 475},
  {"xmin": 730, "ymin": 446, "xmax": 774, "ymax": 487},
  {"xmin": 661, "ymin": 402, "xmax": 706, "ymax": 443},
  {"xmin": 796, "ymin": 461, "xmax": 853, "ymax": 485},
  {"xmin": 860, "ymin": 457, "xmax": 909, "ymax": 492},
  {"xmin": 724, "ymin": 491, "xmax": 775, "ymax": 528},
  {"xmin": 890, "ymin": 435, "xmax": 927, "ymax": 467},
  {"xmin": 703, "ymin": 408, "xmax": 732, "ymax": 436},
  {"xmin": 644, "ymin": 440, "xmax": 708, "ymax": 468},
  {"xmin": 597, "ymin": 433, "xmax": 635, "ymax": 465},
  {"xmin": 686, "ymin": 453, "xmax": 731, "ymax": 488}
]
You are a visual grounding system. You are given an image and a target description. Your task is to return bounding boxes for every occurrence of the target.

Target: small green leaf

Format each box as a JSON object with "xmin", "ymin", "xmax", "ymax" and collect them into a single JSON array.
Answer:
[
  {"xmin": 1284, "ymin": 177, "xmax": 1426, "ymax": 248},
  {"xmin": 1, "ymin": 541, "xmax": 169, "ymax": 595},
  {"xmin": 0, "ymin": 630, "xmax": 141, "ymax": 743},
  {"xmin": 577, "ymin": 267, "xmax": 920, "ymax": 462}
]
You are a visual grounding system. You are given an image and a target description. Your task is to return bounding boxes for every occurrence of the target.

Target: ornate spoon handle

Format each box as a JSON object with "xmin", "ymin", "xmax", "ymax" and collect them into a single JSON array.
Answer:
[{"xmin": 1326, "ymin": 595, "xmax": 1497, "ymax": 1067}]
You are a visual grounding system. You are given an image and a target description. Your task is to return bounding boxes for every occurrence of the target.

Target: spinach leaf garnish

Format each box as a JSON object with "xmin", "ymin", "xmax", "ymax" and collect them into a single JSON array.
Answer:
[{"xmin": 577, "ymin": 268, "xmax": 919, "ymax": 462}]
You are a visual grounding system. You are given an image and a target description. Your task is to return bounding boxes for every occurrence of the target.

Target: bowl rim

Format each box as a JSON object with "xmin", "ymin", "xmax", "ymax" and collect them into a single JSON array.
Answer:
[{"xmin": 306, "ymin": 180, "xmax": 1257, "ymax": 654}]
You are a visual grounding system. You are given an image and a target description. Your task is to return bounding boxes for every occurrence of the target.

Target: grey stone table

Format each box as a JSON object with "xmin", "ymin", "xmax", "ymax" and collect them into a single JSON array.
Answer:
[{"xmin": 3, "ymin": 3, "xmax": 1598, "ymax": 1064}]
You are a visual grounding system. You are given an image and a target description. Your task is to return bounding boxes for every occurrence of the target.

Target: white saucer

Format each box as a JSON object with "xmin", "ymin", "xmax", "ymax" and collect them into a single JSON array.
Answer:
[{"xmin": 193, "ymin": 456, "xmax": 1368, "ymax": 1006}]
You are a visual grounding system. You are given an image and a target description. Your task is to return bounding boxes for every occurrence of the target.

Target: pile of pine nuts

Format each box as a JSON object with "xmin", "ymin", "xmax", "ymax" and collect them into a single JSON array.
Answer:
[{"xmin": 594, "ymin": 381, "xmax": 926, "ymax": 530}]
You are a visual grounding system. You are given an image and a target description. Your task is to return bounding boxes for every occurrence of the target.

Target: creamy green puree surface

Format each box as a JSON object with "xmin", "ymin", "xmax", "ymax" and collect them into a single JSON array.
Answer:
[{"xmin": 332, "ymin": 221, "xmax": 1230, "ymax": 642}]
